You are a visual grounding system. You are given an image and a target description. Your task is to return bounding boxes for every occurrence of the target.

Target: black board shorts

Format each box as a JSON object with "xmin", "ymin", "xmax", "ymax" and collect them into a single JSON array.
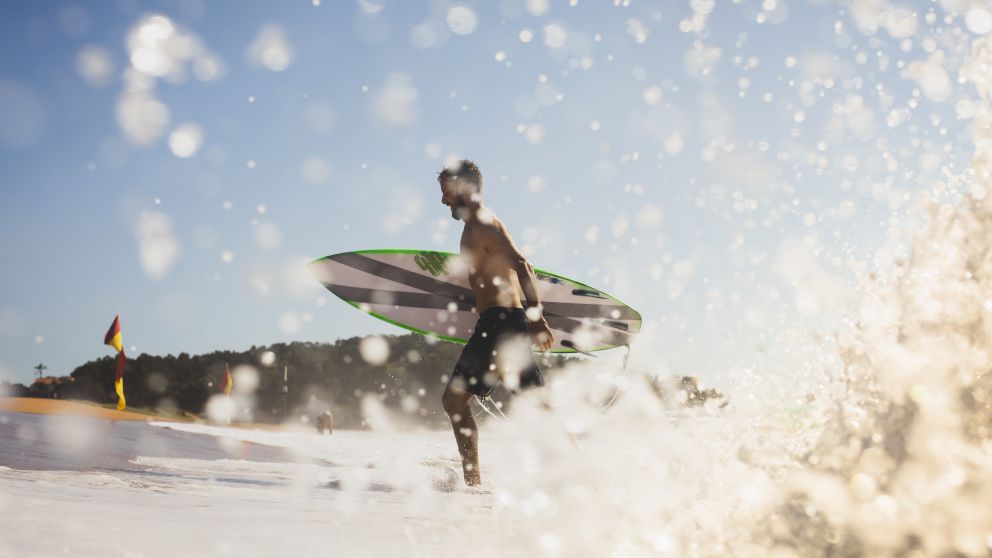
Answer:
[{"xmin": 448, "ymin": 307, "xmax": 545, "ymax": 398}]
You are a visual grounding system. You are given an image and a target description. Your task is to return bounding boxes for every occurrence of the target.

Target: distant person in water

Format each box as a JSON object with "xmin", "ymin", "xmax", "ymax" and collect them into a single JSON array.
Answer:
[
  {"xmin": 316, "ymin": 411, "xmax": 333, "ymax": 435},
  {"xmin": 437, "ymin": 159, "xmax": 554, "ymax": 486}
]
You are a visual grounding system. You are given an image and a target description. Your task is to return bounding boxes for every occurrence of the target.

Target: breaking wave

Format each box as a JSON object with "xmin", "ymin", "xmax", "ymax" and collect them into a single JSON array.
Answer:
[{"xmin": 477, "ymin": 32, "xmax": 992, "ymax": 558}]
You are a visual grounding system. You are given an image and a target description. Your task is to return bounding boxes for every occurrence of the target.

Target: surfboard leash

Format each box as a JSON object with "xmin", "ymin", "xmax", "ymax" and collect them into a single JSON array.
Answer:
[
  {"xmin": 474, "ymin": 393, "xmax": 508, "ymax": 421},
  {"xmin": 471, "ymin": 343, "xmax": 633, "ymax": 421},
  {"xmin": 599, "ymin": 343, "xmax": 631, "ymax": 412}
]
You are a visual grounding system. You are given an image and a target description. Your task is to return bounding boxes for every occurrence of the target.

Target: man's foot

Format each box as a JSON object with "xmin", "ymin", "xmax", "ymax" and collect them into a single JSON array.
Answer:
[{"xmin": 463, "ymin": 463, "xmax": 481, "ymax": 486}]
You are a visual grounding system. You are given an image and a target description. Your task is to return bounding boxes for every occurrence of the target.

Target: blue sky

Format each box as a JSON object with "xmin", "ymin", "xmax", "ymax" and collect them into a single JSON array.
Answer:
[{"xmin": 0, "ymin": 0, "xmax": 980, "ymax": 386}]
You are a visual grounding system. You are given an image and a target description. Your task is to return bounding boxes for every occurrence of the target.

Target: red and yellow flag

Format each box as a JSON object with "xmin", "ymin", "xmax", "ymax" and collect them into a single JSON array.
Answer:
[
  {"xmin": 220, "ymin": 362, "xmax": 233, "ymax": 395},
  {"xmin": 103, "ymin": 315, "xmax": 126, "ymax": 410}
]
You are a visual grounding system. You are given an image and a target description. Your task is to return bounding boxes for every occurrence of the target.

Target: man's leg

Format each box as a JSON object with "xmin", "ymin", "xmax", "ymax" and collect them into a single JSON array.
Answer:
[{"xmin": 442, "ymin": 384, "xmax": 481, "ymax": 486}]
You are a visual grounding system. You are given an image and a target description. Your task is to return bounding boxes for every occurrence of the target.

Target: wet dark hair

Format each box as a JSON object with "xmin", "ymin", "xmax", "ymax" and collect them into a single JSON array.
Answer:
[{"xmin": 437, "ymin": 159, "xmax": 483, "ymax": 192}]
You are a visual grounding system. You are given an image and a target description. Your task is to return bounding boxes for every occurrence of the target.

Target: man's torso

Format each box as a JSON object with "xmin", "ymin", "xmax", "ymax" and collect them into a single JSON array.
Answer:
[{"xmin": 460, "ymin": 214, "xmax": 523, "ymax": 314}]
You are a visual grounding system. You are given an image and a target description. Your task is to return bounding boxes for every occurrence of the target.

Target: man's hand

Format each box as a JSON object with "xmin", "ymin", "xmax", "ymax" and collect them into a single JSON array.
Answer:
[{"xmin": 529, "ymin": 316, "xmax": 555, "ymax": 352}]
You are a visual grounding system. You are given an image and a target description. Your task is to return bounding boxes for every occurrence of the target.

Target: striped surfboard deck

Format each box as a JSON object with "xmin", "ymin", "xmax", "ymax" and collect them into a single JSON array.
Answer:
[{"xmin": 308, "ymin": 249, "xmax": 641, "ymax": 353}]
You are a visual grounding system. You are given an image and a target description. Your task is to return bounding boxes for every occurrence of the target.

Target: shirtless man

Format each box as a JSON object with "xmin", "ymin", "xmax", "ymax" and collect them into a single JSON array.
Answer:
[{"xmin": 438, "ymin": 160, "xmax": 554, "ymax": 486}]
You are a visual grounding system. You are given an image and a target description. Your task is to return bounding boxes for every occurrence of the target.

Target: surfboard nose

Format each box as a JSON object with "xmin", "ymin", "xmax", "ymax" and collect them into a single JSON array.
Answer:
[{"xmin": 307, "ymin": 257, "xmax": 337, "ymax": 286}]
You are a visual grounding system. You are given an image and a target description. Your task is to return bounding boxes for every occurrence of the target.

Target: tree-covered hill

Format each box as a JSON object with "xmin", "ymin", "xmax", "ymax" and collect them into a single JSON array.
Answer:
[{"xmin": 10, "ymin": 334, "xmax": 578, "ymax": 428}]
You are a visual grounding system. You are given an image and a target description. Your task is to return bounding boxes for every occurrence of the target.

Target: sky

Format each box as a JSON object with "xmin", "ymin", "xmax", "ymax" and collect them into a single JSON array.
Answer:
[{"xmin": 0, "ymin": 0, "xmax": 985, "ymax": 386}]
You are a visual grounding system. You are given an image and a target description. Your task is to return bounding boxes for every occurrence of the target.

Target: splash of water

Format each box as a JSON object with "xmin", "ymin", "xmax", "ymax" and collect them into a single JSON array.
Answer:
[{"xmin": 470, "ymin": 32, "xmax": 992, "ymax": 558}]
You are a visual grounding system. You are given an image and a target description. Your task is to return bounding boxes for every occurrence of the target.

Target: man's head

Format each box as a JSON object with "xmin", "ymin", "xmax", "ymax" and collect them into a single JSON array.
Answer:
[{"xmin": 438, "ymin": 159, "xmax": 483, "ymax": 221}]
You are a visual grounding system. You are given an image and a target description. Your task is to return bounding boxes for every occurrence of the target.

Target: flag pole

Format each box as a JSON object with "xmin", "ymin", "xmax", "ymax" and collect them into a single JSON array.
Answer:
[{"xmin": 282, "ymin": 365, "xmax": 289, "ymax": 420}]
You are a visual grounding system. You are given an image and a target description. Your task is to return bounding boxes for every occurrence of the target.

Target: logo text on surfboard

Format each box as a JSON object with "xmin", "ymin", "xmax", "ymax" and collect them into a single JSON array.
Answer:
[{"xmin": 414, "ymin": 252, "xmax": 450, "ymax": 276}]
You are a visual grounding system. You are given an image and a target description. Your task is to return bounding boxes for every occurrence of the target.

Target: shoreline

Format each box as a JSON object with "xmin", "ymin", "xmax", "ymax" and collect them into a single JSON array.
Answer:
[
  {"xmin": 0, "ymin": 397, "xmax": 339, "ymax": 432},
  {"xmin": 0, "ymin": 397, "xmax": 165, "ymax": 421}
]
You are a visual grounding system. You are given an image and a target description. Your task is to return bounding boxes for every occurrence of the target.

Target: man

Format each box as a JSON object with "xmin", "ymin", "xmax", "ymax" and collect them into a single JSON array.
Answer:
[{"xmin": 438, "ymin": 159, "xmax": 554, "ymax": 486}]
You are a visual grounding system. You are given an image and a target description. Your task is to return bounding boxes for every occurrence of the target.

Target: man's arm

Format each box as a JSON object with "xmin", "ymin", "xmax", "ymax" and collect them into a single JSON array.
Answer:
[
  {"xmin": 514, "ymin": 253, "xmax": 543, "ymax": 312},
  {"xmin": 489, "ymin": 220, "xmax": 540, "ymax": 306},
  {"xmin": 488, "ymin": 220, "xmax": 554, "ymax": 350}
]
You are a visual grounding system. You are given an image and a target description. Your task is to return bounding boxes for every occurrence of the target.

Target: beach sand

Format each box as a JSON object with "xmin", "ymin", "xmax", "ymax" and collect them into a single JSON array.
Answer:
[
  {"xmin": 0, "ymin": 397, "xmax": 161, "ymax": 421},
  {"xmin": 0, "ymin": 397, "xmax": 314, "ymax": 432}
]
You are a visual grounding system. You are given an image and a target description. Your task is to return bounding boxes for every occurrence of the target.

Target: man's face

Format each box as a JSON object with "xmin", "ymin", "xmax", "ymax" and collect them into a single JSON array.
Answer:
[{"xmin": 439, "ymin": 177, "xmax": 471, "ymax": 220}]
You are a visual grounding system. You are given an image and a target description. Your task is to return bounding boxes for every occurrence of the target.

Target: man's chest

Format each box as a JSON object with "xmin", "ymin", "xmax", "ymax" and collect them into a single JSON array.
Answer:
[{"xmin": 459, "ymin": 226, "xmax": 488, "ymax": 267}]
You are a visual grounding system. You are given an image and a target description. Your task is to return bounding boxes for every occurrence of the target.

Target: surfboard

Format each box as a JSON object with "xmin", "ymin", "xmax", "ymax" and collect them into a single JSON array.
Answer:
[{"xmin": 308, "ymin": 249, "xmax": 640, "ymax": 353}]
